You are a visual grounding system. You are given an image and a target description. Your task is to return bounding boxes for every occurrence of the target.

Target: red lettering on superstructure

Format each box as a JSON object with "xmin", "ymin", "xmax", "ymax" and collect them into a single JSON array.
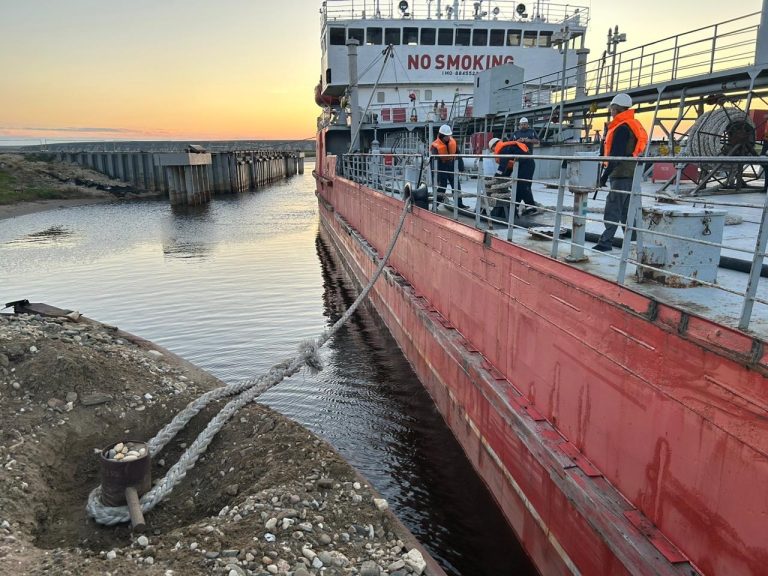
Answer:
[{"xmin": 406, "ymin": 53, "xmax": 514, "ymax": 71}]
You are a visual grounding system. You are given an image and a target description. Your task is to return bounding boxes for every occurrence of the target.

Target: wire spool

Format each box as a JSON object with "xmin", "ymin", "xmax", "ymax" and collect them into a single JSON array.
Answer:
[{"xmin": 683, "ymin": 107, "xmax": 756, "ymax": 165}]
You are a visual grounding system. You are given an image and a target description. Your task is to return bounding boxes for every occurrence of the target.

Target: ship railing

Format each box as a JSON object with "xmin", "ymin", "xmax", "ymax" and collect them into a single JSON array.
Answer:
[
  {"xmin": 338, "ymin": 150, "xmax": 768, "ymax": 331},
  {"xmin": 498, "ymin": 11, "xmax": 760, "ymax": 111},
  {"xmin": 321, "ymin": 1, "xmax": 589, "ymax": 26}
]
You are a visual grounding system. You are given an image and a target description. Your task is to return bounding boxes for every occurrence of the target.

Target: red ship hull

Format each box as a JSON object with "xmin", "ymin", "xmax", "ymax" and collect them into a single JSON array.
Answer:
[{"xmin": 315, "ymin": 156, "xmax": 768, "ymax": 576}]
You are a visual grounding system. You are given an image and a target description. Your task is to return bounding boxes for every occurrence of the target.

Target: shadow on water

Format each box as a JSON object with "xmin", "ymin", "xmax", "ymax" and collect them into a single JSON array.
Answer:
[{"xmin": 310, "ymin": 231, "xmax": 537, "ymax": 576}]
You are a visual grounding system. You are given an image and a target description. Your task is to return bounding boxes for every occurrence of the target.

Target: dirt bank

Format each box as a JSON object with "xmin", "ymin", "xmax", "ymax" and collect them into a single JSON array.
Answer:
[
  {"xmin": 0, "ymin": 308, "xmax": 441, "ymax": 576},
  {"xmin": 0, "ymin": 153, "xmax": 161, "ymax": 221}
]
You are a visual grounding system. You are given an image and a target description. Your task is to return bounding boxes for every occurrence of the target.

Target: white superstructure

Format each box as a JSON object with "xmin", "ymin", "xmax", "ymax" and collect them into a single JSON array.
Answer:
[{"xmin": 318, "ymin": 0, "xmax": 589, "ymax": 122}]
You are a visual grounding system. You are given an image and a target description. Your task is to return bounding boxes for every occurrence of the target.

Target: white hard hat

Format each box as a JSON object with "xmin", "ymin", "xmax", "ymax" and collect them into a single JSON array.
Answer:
[
  {"xmin": 438, "ymin": 124, "xmax": 452, "ymax": 136},
  {"xmin": 488, "ymin": 137, "xmax": 500, "ymax": 149},
  {"xmin": 610, "ymin": 93, "xmax": 632, "ymax": 108},
  {"xmin": 519, "ymin": 117, "xmax": 529, "ymax": 124}
]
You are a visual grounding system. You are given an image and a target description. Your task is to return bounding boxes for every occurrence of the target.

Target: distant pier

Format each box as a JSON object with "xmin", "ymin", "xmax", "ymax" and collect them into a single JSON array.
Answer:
[{"xmin": 57, "ymin": 149, "xmax": 304, "ymax": 206}]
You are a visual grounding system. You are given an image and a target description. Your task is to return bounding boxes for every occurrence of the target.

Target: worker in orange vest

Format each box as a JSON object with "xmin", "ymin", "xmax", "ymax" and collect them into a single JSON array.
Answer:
[
  {"xmin": 488, "ymin": 137, "xmax": 538, "ymax": 218},
  {"xmin": 430, "ymin": 124, "xmax": 468, "ymax": 209},
  {"xmin": 593, "ymin": 93, "xmax": 648, "ymax": 252}
]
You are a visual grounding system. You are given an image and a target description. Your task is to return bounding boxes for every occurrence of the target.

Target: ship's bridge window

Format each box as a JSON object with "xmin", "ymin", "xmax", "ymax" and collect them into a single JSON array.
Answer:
[
  {"xmin": 455, "ymin": 29, "xmax": 470, "ymax": 46},
  {"xmin": 377, "ymin": 91, "xmax": 385, "ymax": 103},
  {"xmin": 348, "ymin": 28, "xmax": 364, "ymax": 44},
  {"xmin": 523, "ymin": 31, "xmax": 537, "ymax": 47},
  {"xmin": 421, "ymin": 28, "xmax": 436, "ymax": 45},
  {"xmin": 438, "ymin": 28, "xmax": 453, "ymax": 46},
  {"xmin": 490, "ymin": 29, "xmax": 504, "ymax": 46},
  {"xmin": 329, "ymin": 27, "xmax": 346, "ymax": 46},
  {"xmin": 506, "ymin": 30, "xmax": 521, "ymax": 46},
  {"xmin": 403, "ymin": 27, "xmax": 419, "ymax": 45},
  {"xmin": 385, "ymin": 28, "xmax": 401, "ymax": 45},
  {"xmin": 425, "ymin": 89, "xmax": 432, "ymax": 100},
  {"xmin": 472, "ymin": 29, "xmax": 488, "ymax": 46},
  {"xmin": 538, "ymin": 31, "xmax": 552, "ymax": 47},
  {"xmin": 367, "ymin": 27, "xmax": 383, "ymax": 45}
]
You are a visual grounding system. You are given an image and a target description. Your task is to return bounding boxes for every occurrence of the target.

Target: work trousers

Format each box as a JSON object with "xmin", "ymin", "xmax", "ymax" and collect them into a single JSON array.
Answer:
[
  {"xmin": 491, "ymin": 160, "xmax": 536, "ymax": 219},
  {"xmin": 434, "ymin": 164, "xmax": 460, "ymax": 202},
  {"xmin": 596, "ymin": 177, "xmax": 633, "ymax": 248}
]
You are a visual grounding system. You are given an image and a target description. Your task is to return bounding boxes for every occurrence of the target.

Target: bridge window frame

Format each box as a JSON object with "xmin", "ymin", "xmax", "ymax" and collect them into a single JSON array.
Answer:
[
  {"xmin": 329, "ymin": 27, "xmax": 346, "ymax": 46},
  {"xmin": 366, "ymin": 27, "xmax": 383, "ymax": 45},
  {"xmin": 506, "ymin": 30, "xmax": 521, "ymax": 46},
  {"xmin": 403, "ymin": 27, "xmax": 419, "ymax": 45},
  {"xmin": 385, "ymin": 27, "xmax": 401, "ymax": 45},
  {"xmin": 490, "ymin": 29, "xmax": 505, "ymax": 46},
  {"xmin": 523, "ymin": 30, "xmax": 538, "ymax": 47},
  {"xmin": 420, "ymin": 28, "xmax": 436, "ymax": 45},
  {"xmin": 438, "ymin": 28, "xmax": 453, "ymax": 46},
  {"xmin": 348, "ymin": 28, "xmax": 364, "ymax": 44},
  {"xmin": 472, "ymin": 29, "xmax": 488, "ymax": 46}
]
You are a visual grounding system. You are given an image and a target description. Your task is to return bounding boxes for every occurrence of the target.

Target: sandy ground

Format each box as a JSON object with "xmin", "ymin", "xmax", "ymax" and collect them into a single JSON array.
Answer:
[{"xmin": 0, "ymin": 309, "xmax": 443, "ymax": 576}]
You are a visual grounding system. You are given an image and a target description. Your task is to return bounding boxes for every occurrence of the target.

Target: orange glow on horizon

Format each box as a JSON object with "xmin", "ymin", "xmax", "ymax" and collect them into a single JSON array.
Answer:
[{"xmin": 0, "ymin": 0, "xmax": 762, "ymax": 144}]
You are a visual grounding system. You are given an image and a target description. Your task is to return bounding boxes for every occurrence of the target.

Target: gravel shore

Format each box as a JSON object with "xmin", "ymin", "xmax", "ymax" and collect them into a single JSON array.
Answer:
[{"xmin": 0, "ymin": 309, "xmax": 443, "ymax": 576}]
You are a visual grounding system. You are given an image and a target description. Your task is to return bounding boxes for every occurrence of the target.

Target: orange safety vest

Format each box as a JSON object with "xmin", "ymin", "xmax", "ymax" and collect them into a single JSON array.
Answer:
[
  {"xmin": 493, "ymin": 139, "xmax": 529, "ymax": 161},
  {"xmin": 603, "ymin": 109, "xmax": 648, "ymax": 165},
  {"xmin": 432, "ymin": 137, "xmax": 458, "ymax": 159}
]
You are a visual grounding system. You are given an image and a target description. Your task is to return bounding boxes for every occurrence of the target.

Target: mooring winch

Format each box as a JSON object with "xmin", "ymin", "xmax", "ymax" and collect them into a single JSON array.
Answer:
[{"xmin": 98, "ymin": 440, "xmax": 151, "ymax": 532}]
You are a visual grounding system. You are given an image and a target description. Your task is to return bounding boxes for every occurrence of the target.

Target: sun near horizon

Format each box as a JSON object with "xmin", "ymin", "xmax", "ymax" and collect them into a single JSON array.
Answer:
[{"xmin": 0, "ymin": 0, "xmax": 762, "ymax": 145}]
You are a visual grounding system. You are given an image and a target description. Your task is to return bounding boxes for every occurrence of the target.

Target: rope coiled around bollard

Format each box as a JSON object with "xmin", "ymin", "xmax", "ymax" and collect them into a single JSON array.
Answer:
[{"xmin": 87, "ymin": 198, "xmax": 413, "ymax": 526}]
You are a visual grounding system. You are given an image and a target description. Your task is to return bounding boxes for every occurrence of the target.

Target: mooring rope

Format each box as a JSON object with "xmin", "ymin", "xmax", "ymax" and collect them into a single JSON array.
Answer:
[{"xmin": 87, "ymin": 197, "xmax": 413, "ymax": 526}]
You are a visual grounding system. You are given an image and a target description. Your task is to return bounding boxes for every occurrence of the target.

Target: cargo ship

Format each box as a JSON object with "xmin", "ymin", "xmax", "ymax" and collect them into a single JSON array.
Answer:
[{"xmin": 314, "ymin": 1, "xmax": 768, "ymax": 574}]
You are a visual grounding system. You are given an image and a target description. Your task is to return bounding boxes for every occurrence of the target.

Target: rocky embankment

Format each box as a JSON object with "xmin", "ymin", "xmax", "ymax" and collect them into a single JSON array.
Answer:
[{"xmin": 0, "ymin": 311, "xmax": 439, "ymax": 576}]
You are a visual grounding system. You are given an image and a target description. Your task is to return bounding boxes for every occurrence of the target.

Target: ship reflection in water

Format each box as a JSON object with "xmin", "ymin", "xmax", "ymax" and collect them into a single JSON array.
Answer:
[{"xmin": 0, "ymin": 168, "xmax": 534, "ymax": 576}]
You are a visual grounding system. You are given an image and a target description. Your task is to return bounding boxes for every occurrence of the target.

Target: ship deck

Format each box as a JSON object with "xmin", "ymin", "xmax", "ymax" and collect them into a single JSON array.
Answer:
[{"xmin": 427, "ymin": 177, "xmax": 768, "ymax": 340}]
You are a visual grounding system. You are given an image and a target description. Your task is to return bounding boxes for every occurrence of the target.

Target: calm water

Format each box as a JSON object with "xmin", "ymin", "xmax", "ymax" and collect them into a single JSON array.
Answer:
[{"xmin": 0, "ymin": 167, "xmax": 535, "ymax": 576}]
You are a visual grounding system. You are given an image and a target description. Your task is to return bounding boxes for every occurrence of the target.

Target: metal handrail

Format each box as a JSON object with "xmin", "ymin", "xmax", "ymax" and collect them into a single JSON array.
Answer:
[
  {"xmin": 321, "ymin": 0, "xmax": 590, "ymax": 25},
  {"xmin": 494, "ymin": 11, "xmax": 760, "ymax": 110},
  {"xmin": 337, "ymin": 150, "xmax": 768, "ymax": 331}
]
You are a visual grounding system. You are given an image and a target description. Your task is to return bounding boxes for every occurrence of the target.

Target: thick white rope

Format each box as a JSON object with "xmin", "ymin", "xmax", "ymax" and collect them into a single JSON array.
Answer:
[{"xmin": 87, "ymin": 198, "xmax": 413, "ymax": 525}]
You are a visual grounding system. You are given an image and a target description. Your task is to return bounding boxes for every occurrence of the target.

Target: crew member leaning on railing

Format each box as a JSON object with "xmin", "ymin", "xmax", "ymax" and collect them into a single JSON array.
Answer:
[
  {"xmin": 488, "ymin": 137, "xmax": 538, "ymax": 218},
  {"xmin": 430, "ymin": 124, "xmax": 468, "ymax": 210},
  {"xmin": 593, "ymin": 93, "xmax": 648, "ymax": 252}
]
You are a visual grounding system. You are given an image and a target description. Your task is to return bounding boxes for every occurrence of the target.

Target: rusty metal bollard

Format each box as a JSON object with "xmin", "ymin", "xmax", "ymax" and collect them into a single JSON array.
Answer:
[{"xmin": 99, "ymin": 441, "xmax": 151, "ymax": 532}]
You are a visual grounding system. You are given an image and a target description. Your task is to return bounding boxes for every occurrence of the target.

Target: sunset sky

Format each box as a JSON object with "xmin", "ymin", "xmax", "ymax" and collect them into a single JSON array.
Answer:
[{"xmin": 0, "ymin": 0, "xmax": 763, "ymax": 144}]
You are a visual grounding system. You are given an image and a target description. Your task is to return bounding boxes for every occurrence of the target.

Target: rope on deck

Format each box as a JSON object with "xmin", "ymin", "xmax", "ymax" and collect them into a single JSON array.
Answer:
[{"xmin": 87, "ymin": 198, "xmax": 413, "ymax": 526}]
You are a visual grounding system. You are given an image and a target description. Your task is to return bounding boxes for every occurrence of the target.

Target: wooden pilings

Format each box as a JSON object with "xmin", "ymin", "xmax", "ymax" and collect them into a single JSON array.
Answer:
[{"xmin": 59, "ymin": 149, "xmax": 302, "ymax": 206}]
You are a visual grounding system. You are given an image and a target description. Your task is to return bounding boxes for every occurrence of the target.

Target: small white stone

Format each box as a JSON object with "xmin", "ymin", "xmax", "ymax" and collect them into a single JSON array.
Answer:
[
  {"xmin": 144, "ymin": 393, "xmax": 153, "ymax": 401},
  {"xmin": 148, "ymin": 350, "xmax": 163, "ymax": 359},
  {"xmin": 137, "ymin": 535, "xmax": 149, "ymax": 547},
  {"xmin": 353, "ymin": 482, "xmax": 361, "ymax": 490},
  {"xmin": 106, "ymin": 550, "xmax": 117, "ymax": 560},
  {"xmin": 122, "ymin": 455, "xmax": 138, "ymax": 462},
  {"xmin": 144, "ymin": 557, "xmax": 154, "ymax": 565},
  {"xmin": 29, "ymin": 345, "xmax": 38, "ymax": 353},
  {"xmin": 373, "ymin": 498, "xmax": 388, "ymax": 511},
  {"xmin": 114, "ymin": 443, "xmax": 125, "ymax": 452}
]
